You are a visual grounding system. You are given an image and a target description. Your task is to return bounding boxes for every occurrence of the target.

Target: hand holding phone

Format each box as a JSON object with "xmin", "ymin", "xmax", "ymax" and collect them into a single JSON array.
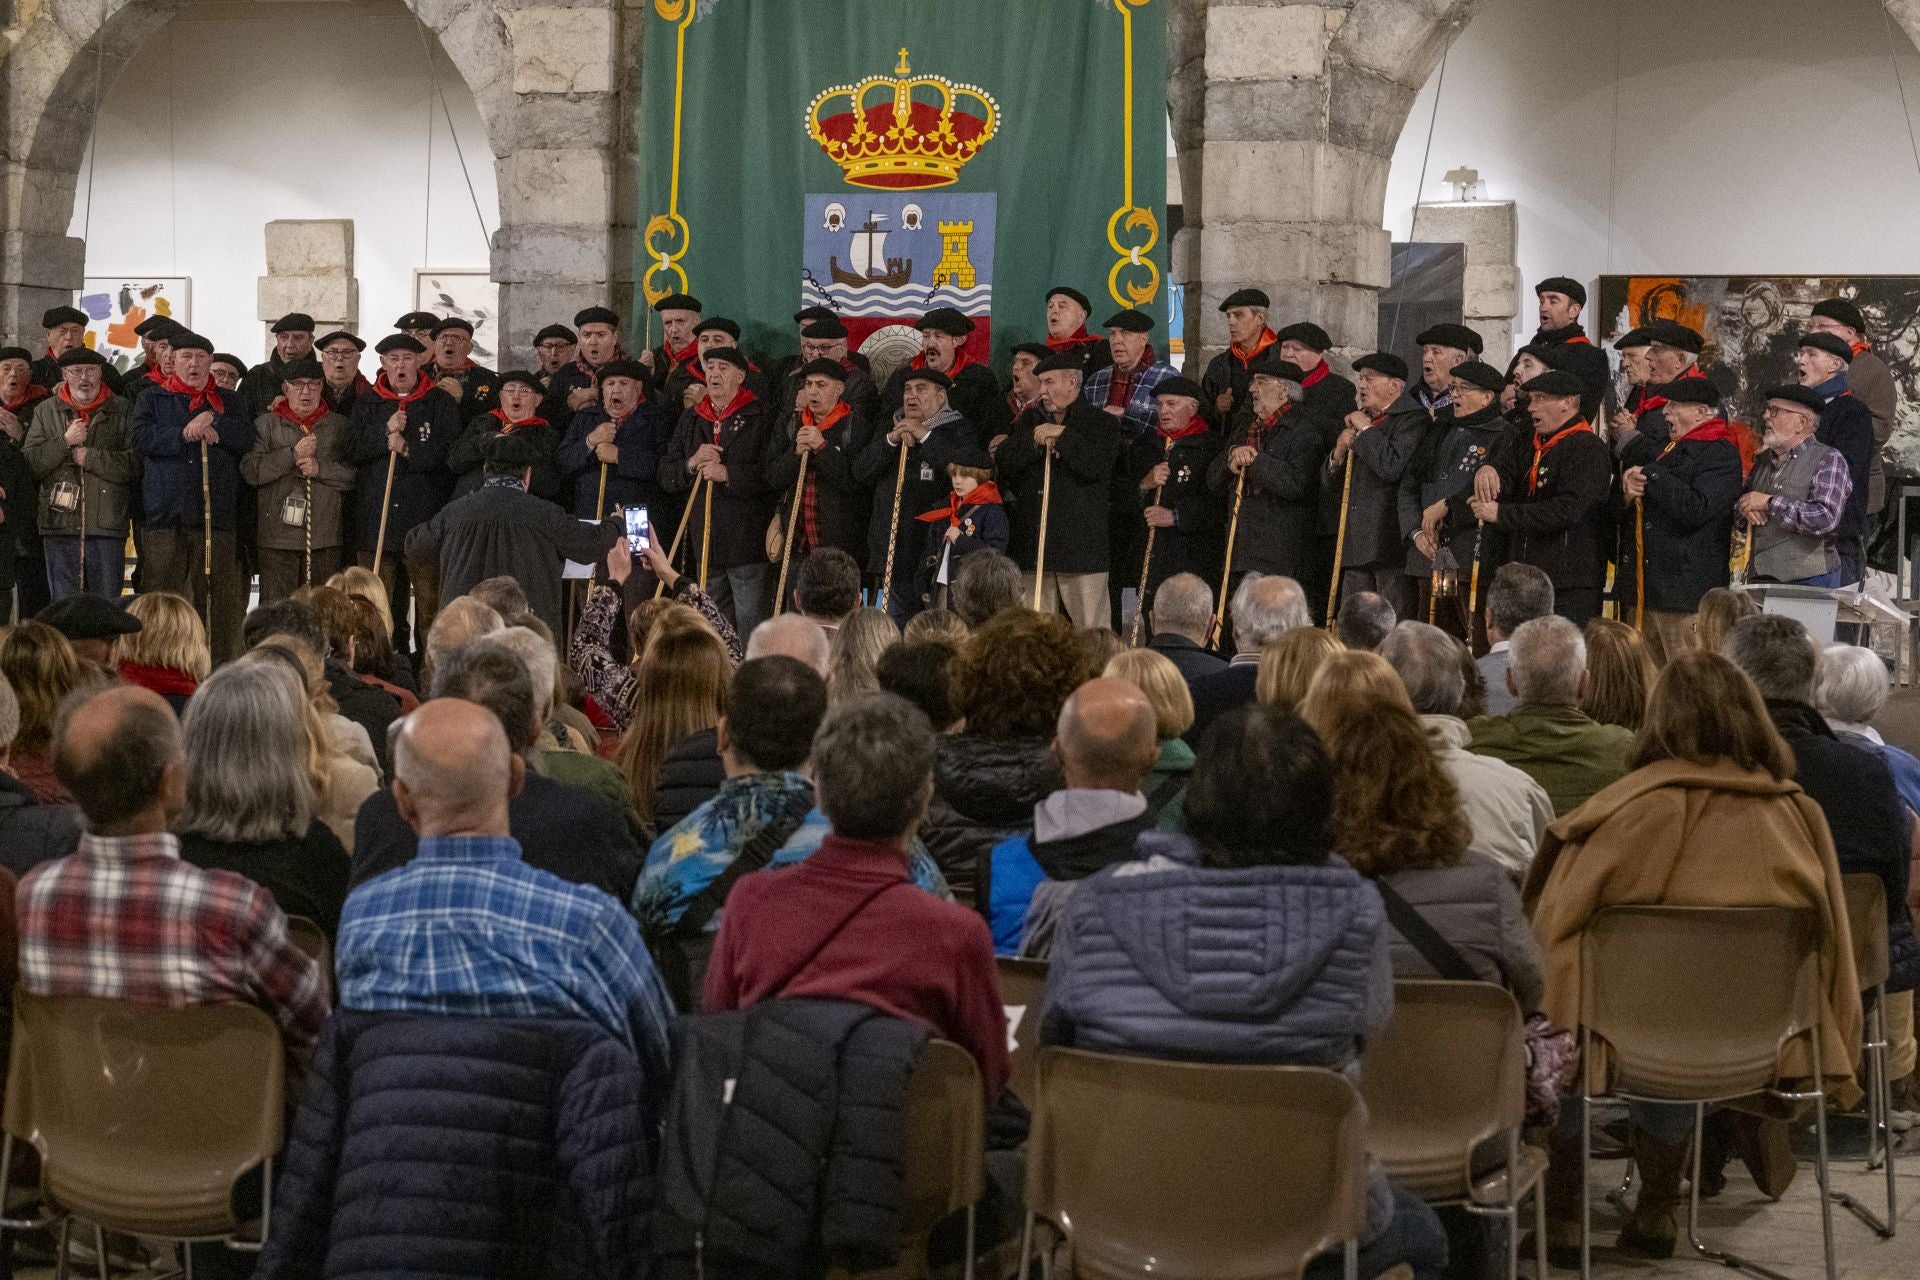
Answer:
[{"xmin": 624, "ymin": 505, "xmax": 651, "ymax": 555}]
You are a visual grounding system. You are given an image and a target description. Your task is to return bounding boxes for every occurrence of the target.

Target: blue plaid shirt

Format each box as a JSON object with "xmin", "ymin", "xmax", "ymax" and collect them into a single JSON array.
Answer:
[
  {"xmin": 337, "ymin": 835, "xmax": 674, "ymax": 1078},
  {"xmin": 1083, "ymin": 355, "xmax": 1180, "ymax": 433}
]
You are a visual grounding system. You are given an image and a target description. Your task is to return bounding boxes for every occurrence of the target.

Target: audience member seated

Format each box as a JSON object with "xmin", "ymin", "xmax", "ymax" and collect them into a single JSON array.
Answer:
[
  {"xmin": 500, "ymin": 613, "xmax": 597, "ymax": 750},
  {"xmin": 1581, "ymin": 617, "xmax": 1654, "ymax": 731},
  {"xmin": 703, "ymin": 692, "xmax": 1009, "ymax": 1099},
  {"xmin": 1379, "ymin": 622, "xmax": 1552, "ymax": 879},
  {"xmin": 1103, "ymin": 647, "xmax": 1196, "ymax": 830},
  {"xmin": 1255, "ymin": 625, "xmax": 1340, "ymax": 711},
  {"xmin": 297, "ymin": 582, "xmax": 418, "ymax": 715},
  {"xmin": 0, "ymin": 620, "xmax": 92, "ymax": 803},
  {"xmin": 0, "ymin": 672, "xmax": 80, "ymax": 875},
  {"xmin": 1468, "ymin": 615, "xmax": 1633, "ymax": 815},
  {"xmin": 990, "ymin": 677, "xmax": 1159, "ymax": 957},
  {"xmin": 1039, "ymin": 703, "xmax": 1448, "ymax": 1280},
  {"xmin": 827, "ymin": 606, "xmax": 899, "ymax": 701},
  {"xmin": 745, "ymin": 613, "xmax": 830, "ymax": 674},
  {"xmin": 245, "ymin": 597, "xmax": 403, "ymax": 777},
  {"xmin": 177, "ymin": 661, "xmax": 351, "ymax": 939},
  {"xmin": 1335, "ymin": 590, "xmax": 1397, "ymax": 652},
  {"xmin": 1077, "ymin": 626, "xmax": 1127, "ymax": 670},
  {"xmin": 352, "ymin": 643, "xmax": 643, "ymax": 902},
  {"xmin": 1300, "ymin": 647, "xmax": 1543, "ymax": 1003},
  {"xmin": 614, "ymin": 603, "xmax": 731, "ymax": 836},
  {"xmin": 791, "ymin": 546, "xmax": 861, "ymax": 638},
  {"xmin": 36, "ymin": 592, "xmax": 141, "ymax": 675},
  {"xmin": 921, "ymin": 609, "xmax": 1090, "ymax": 906},
  {"xmin": 467, "ymin": 574, "xmax": 530, "ymax": 621},
  {"xmin": 1145, "ymin": 572, "xmax": 1227, "ymax": 683},
  {"xmin": 876, "ymin": 640, "xmax": 960, "ymax": 732},
  {"xmin": 949, "ymin": 548, "xmax": 1023, "ymax": 629},
  {"xmin": 1187, "ymin": 573, "xmax": 1313, "ymax": 743},
  {"xmin": 1477, "ymin": 563, "xmax": 1554, "ymax": 716},
  {"xmin": 487, "ymin": 625, "xmax": 634, "ymax": 816},
  {"xmin": 1530, "ymin": 652, "xmax": 1862, "ymax": 1258},
  {"xmin": 423, "ymin": 594, "xmax": 503, "ymax": 676},
  {"xmin": 337, "ymin": 698, "xmax": 672, "ymax": 1070},
  {"xmin": 238, "ymin": 637, "xmax": 381, "ymax": 848},
  {"xmin": 327, "ymin": 563, "xmax": 418, "ymax": 693},
  {"xmin": 901, "ymin": 607, "xmax": 968, "ymax": 645},
  {"xmin": 113, "ymin": 591, "xmax": 209, "ymax": 713},
  {"xmin": 1694, "ymin": 585, "xmax": 1759, "ymax": 656}
]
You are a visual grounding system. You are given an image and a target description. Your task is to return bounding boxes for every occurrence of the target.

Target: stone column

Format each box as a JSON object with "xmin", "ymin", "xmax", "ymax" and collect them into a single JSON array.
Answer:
[
  {"xmin": 257, "ymin": 220, "xmax": 359, "ymax": 354},
  {"xmin": 1408, "ymin": 199, "xmax": 1518, "ymax": 363}
]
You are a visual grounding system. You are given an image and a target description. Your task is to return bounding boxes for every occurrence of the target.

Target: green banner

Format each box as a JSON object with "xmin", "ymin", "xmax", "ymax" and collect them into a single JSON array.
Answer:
[{"xmin": 636, "ymin": 0, "xmax": 1167, "ymax": 367}]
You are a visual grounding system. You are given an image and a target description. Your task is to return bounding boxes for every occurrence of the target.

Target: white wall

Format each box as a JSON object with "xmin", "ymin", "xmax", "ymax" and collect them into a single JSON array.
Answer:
[
  {"xmin": 1384, "ymin": 0, "xmax": 1920, "ymax": 331},
  {"xmin": 70, "ymin": 0, "xmax": 497, "ymax": 371}
]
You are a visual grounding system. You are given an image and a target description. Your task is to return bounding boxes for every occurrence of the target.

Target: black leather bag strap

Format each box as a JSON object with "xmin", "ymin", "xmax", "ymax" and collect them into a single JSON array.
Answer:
[
  {"xmin": 1375, "ymin": 879, "xmax": 1480, "ymax": 983},
  {"xmin": 673, "ymin": 797, "xmax": 814, "ymax": 940},
  {"xmin": 771, "ymin": 879, "xmax": 906, "ymax": 999}
]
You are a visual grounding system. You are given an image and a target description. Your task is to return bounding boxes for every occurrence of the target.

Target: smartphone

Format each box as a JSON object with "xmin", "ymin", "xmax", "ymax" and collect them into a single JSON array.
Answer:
[{"xmin": 624, "ymin": 505, "xmax": 651, "ymax": 554}]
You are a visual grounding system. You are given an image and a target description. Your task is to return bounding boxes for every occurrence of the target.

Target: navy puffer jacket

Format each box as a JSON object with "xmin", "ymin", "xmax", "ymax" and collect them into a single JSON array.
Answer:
[{"xmin": 257, "ymin": 1011, "xmax": 653, "ymax": 1280}]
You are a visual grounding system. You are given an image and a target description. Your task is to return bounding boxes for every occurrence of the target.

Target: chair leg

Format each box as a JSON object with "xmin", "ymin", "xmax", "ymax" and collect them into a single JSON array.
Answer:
[
  {"xmin": 1342, "ymin": 1238, "xmax": 1358, "ymax": 1280},
  {"xmin": 89, "ymin": 1224, "xmax": 105, "ymax": 1280},
  {"xmin": 1814, "ymin": 1072, "xmax": 1838, "ymax": 1280},
  {"xmin": 962, "ymin": 1202, "xmax": 976, "ymax": 1280},
  {"xmin": 53, "ymin": 1217, "xmax": 67, "ymax": 1280},
  {"xmin": 1533, "ymin": 1175, "xmax": 1549, "ymax": 1280},
  {"xmin": 1017, "ymin": 1211, "xmax": 1035, "ymax": 1280},
  {"xmin": 1833, "ymin": 991, "xmax": 1898, "ymax": 1237},
  {"xmin": 1579, "ymin": 1095, "xmax": 1592, "ymax": 1280}
]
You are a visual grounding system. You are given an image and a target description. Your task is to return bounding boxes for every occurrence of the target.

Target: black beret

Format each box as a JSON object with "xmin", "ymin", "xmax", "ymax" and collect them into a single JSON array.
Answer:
[
  {"xmin": 1046, "ymin": 286, "xmax": 1091, "ymax": 313},
  {"xmin": 1032, "ymin": 352, "xmax": 1086, "ymax": 376},
  {"xmin": 1764, "ymin": 384, "xmax": 1825, "ymax": 414},
  {"xmin": 1247, "ymin": 355, "xmax": 1310, "ymax": 383},
  {"xmin": 0, "ymin": 347, "xmax": 31, "ymax": 366},
  {"xmin": 1797, "ymin": 331, "xmax": 1854, "ymax": 363},
  {"xmin": 798, "ymin": 357, "xmax": 848, "ymax": 383},
  {"xmin": 793, "ymin": 305, "xmax": 837, "ymax": 326},
  {"xmin": 1010, "ymin": 342, "xmax": 1052, "ymax": 363},
  {"xmin": 37, "ymin": 593, "xmax": 141, "ymax": 641},
  {"xmin": 496, "ymin": 370, "xmax": 544, "ymax": 395},
  {"xmin": 1645, "ymin": 320, "xmax": 1704, "ymax": 353},
  {"xmin": 169, "ymin": 331, "xmax": 213, "ymax": 354},
  {"xmin": 1273, "ymin": 322, "xmax": 1333, "ymax": 352},
  {"xmin": 374, "ymin": 334, "xmax": 427, "ymax": 355},
  {"xmin": 902, "ymin": 367, "xmax": 953, "ymax": 390},
  {"xmin": 1102, "ymin": 309, "xmax": 1154, "ymax": 333},
  {"xmin": 393, "ymin": 311, "xmax": 440, "ymax": 332},
  {"xmin": 948, "ymin": 444, "xmax": 995, "ymax": 472},
  {"xmin": 1450, "ymin": 360, "xmax": 1507, "ymax": 393},
  {"xmin": 1659, "ymin": 378, "xmax": 1719, "ymax": 407},
  {"xmin": 1514, "ymin": 343, "xmax": 1571, "ymax": 371},
  {"xmin": 1613, "ymin": 327, "xmax": 1653, "ymax": 350},
  {"xmin": 270, "ymin": 312, "xmax": 316, "ymax": 334},
  {"xmin": 134, "ymin": 315, "xmax": 176, "ymax": 339},
  {"xmin": 430, "ymin": 317, "xmax": 474, "ymax": 337},
  {"xmin": 649, "ymin": 295, "xmax": 700, "ymax": 314},
  {"xmin": 701, "ymin": 346, "xmax": 750, "ymax": 373},
  {"xmin": 916, "ymin": 307, "xmax": 975, "ymax": 337},
  {"xmin": 1352, "ymin": 351, "xmax": 1409, "ymax": 382},
  {"xmin": 1219, "ymin": 288, "xmax": 1270, "ymax": 311},
  {"xmin": 210, "ymin": 353, "xmax": 248, "ymax": 375},
  {"xmin": 693, "ymin": 317, "xmax": 741, "ymax": 340},
  {"xmin": 144, "ymin": 318, "xmax": 187, "ymax": 343},
  {"xmin": 56, "ymin": 347, "xmax": 107, "ymax": 369},
  {"xmin": 1415, "ymin": 323, "xmax": 1484, "ymax": 354},
  {"xmin": 315, "ymin": 329, "xmax": 365, "ymax": 351},
  {"xmin": 482, "ymin": 432, "xmax": 542, "ymax": 470},
  {"xmin": 1521, "ymin": 371, "xmax": 1584, "ymax": 398},
  {"xmin": 575, "ymin": 306, "xmax": 623, "ymax": 327},
  {"xmin": 1535, "ymin": 277, "xmax": 1586, "ymax": 306},
  {"xmin": 1153, "ymin": 376, "xmax": 1206, "ymax": 403},
  {"xmin": 594, "ymin": 359, "xmax": 649, "ymax": 384},
  {"xmin": 800, "ymin": 317, "xmax": 849, "ymax": 340},
  {"xmin": 1810, "ymin": 298, "xmax": 1866, "ymax": 335},
  {"xmin": 277, "ymin": 358, "xmax": 324, "ymax": 382},
  {"xmin": 41, "ymin": 306, "xmax": 89, "ymax": 330},
  {"xmin": 533, "ymin": 324, "xmax": 577, "ymax": 345}
]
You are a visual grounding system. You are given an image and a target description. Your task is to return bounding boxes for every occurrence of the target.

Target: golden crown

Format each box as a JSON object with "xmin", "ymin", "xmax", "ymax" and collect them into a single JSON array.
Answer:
[{"xmin": 806, "ymin": 50, "xmax": 999, "ymax": 191}]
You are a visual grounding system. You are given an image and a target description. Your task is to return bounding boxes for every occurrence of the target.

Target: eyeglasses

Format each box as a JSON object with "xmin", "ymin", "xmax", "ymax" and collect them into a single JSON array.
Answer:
[{"xmin": 535, "ymin": 342, "xmax": 571, "ymax": 352}]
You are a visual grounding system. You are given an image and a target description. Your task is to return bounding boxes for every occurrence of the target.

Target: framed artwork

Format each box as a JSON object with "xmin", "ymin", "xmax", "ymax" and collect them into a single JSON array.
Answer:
[
  {"xmin": 75, "ymin": 278, "xmax": 191, "ymax": 375},
  {"xmin": 413, "ymin": 269, "xmax": 500, "ymax": 366}
]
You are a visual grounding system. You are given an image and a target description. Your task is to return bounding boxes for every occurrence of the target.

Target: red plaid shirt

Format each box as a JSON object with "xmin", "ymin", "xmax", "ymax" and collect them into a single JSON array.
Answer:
[{"xmin": 17, "ymin": 831, "xmax": 330, "ymax": 1065}]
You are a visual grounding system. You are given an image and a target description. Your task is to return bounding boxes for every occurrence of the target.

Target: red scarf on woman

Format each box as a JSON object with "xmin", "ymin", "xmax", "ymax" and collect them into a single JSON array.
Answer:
[
  {"xmin": 116, "ymin": 661, "xmax": 199, "ymax": 700},
  {"xmin": 160, "ymin": 373, "xmax": 223, "ymax": 413}
]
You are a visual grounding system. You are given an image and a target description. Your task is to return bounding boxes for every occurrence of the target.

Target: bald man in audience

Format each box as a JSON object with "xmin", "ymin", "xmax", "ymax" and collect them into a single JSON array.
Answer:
[
  {"xmin": 745, "ymin": 613, "xmax": 830, "ymax": 675},
  {"xmin": 337, "ymin": 698, "xmax": 673, "ymax": 1069},
  {"xmin": 989, "ymin": 677, "xmax": 1160, "ymax": 954}
]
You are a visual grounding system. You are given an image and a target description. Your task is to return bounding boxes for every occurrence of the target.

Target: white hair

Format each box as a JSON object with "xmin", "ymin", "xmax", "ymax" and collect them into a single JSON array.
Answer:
[
  {"xmin": 1230, "ymin": 574, "xmax": 1311, "ymax": 651},
  {"xmin": 483, "ymin": 628, "xmax": 556, "ymax": 717},
  {"xmin": 1509, "ymin": 615, "xmax": 1584, "ymax": 706},
  {"xmin": 747, "ymin": 614, "xmax": 831, "ymax": 676},
  {"xmin": 1814, "ymin": 643, "xmax": 1890, "ymax": 726}
]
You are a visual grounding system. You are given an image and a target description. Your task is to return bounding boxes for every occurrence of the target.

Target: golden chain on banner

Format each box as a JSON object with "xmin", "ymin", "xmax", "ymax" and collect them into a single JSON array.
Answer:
[
  {"xmin": 1106, "ymin": 0, "xmax": 1160, "ymax": 308},
  {"xmin": 643, "ymin": 0, "xmax": 702, "ymax": 303}
]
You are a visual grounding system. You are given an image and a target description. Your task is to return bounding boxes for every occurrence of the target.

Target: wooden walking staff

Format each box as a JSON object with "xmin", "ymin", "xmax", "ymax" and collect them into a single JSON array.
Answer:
[
  {"xmin": 877, "ymin": 441, "xmax": 912, "ymax": 615},
  {"xmin": 1467, "ymin": 519, "xmax": 1487, "ymax": 623},
  {"xmin": 1208, "ymin": 469, "xmax": 1247, "ymax": 649},
  {"xmin": 1632, "ymin": 497, "xmax": 1646, "ymax": 633},
  {"xmin": 773, "ymin": 450, "xmax": 810, "ymax": 618},
  {"xmin": 371, "ymin": 450, "xmax": 399, "ymax": 570},
  {"xmin": 1031, "ymin": 450, "xmax": 1054, "ymax": 610},
  {"xmin": 76, "ymin": 464, "xmax": 86, "ymax": 595},
  {"xmin": 304, "ymin": 476, "xmax": 314, "ymax": 588},
  {"xmin": 653, "ymin": 474, "xmax": 707, "ymax": 599},
  {"xmin": 697, "ymin": 481, "xmax": 714, "ymax": 591},
  {"xmin": 1326, "ymin": 455, "xmax": 1354, "ymax": 632},
  {"xmin": 1131, "ymin": 437, "xmax": 1175, "ymax": 647}
]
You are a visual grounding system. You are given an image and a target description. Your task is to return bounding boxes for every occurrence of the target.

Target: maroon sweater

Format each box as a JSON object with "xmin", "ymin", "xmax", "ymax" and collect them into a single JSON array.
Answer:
[{"xmin": 703, "ymin": 834, "xmax": 1010, "ymax": 1098}]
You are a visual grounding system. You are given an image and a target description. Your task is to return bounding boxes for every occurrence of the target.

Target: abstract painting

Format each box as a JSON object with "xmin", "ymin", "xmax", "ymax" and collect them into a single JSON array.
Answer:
[
  {"xmin": 75, "ymin": 278, "xmax": 190, "ymax": 375},
  {"xmin": 413, "ymin": 269, "xmax": 499, "ymax": 367}
]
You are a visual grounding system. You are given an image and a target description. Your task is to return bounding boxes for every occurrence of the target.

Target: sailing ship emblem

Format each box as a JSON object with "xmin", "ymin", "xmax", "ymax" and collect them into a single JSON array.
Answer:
[{"xmin": 830, "ymin": 213, "xmax": 914, "ymax": 289}]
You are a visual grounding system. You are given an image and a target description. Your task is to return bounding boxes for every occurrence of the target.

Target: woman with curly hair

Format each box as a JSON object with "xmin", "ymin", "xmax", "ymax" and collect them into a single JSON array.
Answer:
[{"xmin": 920, "ymin": 608, "xmax": 1097, "ymax": 907}]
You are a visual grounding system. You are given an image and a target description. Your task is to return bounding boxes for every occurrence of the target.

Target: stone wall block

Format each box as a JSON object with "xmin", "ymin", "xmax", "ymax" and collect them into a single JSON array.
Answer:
[
  {"xmin": 257, "ymin": 275, "xmax": 356, "ymax": 321},
  {"xmin": 506, "ymin": 8, "xmax": 614, "ymax": 94},
  {"xmin": 1206, "ymin": 5, "xmax": 1328, "ymax": 82},
  {"xmin": 263, "ymin": 220, "xmax": 355, "ymax": 278}
]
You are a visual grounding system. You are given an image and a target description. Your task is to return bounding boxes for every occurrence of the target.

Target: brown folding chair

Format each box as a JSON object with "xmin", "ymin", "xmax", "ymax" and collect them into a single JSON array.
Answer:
[
  {"xmin": 1021, "ymin": 1047, "xmax": 1370, "ymax": 1280},
  {"xmin": 1833, "ymin": 874, "xmax": 1897, "ymax": 1237},
  {"xmin": 895, "ymin": 1039, "xmax": 986, "ymax": 1280},
  {"xmin": 0, "ymin": 991, "xmax": 286, "ymax": 1280},
  {"xmin": 284, "ymin": 914, "xmax": 332, "ymax": 1000},
  {"xmin": 1360, "ymin": 979, "xmax": 1546, "ymax": 1280},
  {"xmin": 996, "ymin": 956, "xmax": 1047, "ymax": 1108},
  {"xmin": 1576, "ymin": 905, "xmax": 1836, "ymax": 1280}
]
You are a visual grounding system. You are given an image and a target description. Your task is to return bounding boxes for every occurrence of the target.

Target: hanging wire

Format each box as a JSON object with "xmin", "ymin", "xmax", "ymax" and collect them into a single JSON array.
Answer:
[
  {"xmin": 413, "ymin": 15, "xmax": 493, "ymax": 252},
  {"xmin": 1882, "ymin": 1, "xmax": 1920, "ymax": 189},
  {"xmin": 1388, "ymin": 35, "xmax": 1453, "ymax": 351}
]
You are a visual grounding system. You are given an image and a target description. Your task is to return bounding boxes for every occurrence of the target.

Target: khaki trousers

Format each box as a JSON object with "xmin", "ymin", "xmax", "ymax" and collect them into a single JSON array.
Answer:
[{"xmin": 1022, "ymin": 571, "xmax": 1111, "ymax": 631}]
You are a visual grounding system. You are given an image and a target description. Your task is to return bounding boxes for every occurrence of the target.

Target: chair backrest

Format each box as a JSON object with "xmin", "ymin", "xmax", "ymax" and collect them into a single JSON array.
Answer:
[
  {"xmin": 996, "ymin": 956, "xmax": 1047, "ymax": 1106},
  {"xmin": 284, "ymin": 915, "xmax": 332, "ymax": 996},
  {"xmin": 1839, "ymin": 874, "xmax": 1890, "ymax": 993},
  {"xmin": 4, "ymin": 991, "xmax": 286, "ymax": 1238},
  {"xmin": 1026, "ymin": 1047, "xmax": 1368, "ymax": 1280},
  {"xmin": 897, "ymin": 1039, "xmax": 985, "ymax": 1253},
  {"xmin": 1579, "ymin": 905, "xmax": 1820, "ymax": 1101},
  {"xmin": 1360, "ymin": 980, "xmax": 1525, "ymax": 1201}
]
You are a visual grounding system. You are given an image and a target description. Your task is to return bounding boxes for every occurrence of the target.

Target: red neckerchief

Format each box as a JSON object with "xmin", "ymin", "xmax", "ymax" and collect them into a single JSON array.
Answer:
[
  {"xmin": 1657, "ymin": 416, "xmax": 1733, "ymax": 459},
  {"xmin": 160, "ymin": 372, "xmax": 223, "ymax": 413},
  {"xmin": 1301, "ymin": 360, "xmax": 1330, "ymax": 388},
  {"xmin": 660, "ymin": 339, "xmax": 694, "ymax": 367},
  {"xmin": 489, "ymin": 408, "xmax": 548, "ymax": 433},
  {"xmin": 802, "ymin": 402, "xmax": 850, "ymax": 432},
  {"xmin": 56, "ymin": 381, "xmax": 111, "ymax": 424},
  {"xmin": 372, "ymin": 371, "xmax": 431, "ymax": 406},
  {"xmin": 1851, "ymin": 339, "xmax": 1870, "ymax": 358},
  {"xmin": 1158, "ymin": 414, "xmax": 1210, "ymax": 443},
  {"xmin": 1248, "ymin": 407, "xmax": 1285, "ymax": 450},
  {"xmin": 575, "ymin": 347, "xmax": 630, "ymax": 379},
  {"xmin": 1008, "ymin": 390, "xmax": 1037, "ymax": 420},
  {"xmin": 1528, "ymin": 419, "xmax": 1593, "ymax": 494},
  {"xmin": 1230, "ymin": 328, "xmax": 1278, "ymax": 366},
  {"xmin": 695, "ymin": 387, "xmax": 756, "ymax": 426},
  {"xmin": 910, "ymin": 346, "xmax": 974, "ymax": 379},
  {"xmin": 1045, "ymin": 327, "xmax": 1100, "ymax": 353},
  {"xmin": 116, "ymin": 662, "xmax": 198, "ymax": 699},
  {"xmin": 1, "ymin": 384, "xmax": 45, "ymax": 413},
  {"xmin": 916, "ymin": 482, "xmax": 1004, "ymax": 524},
  {"xmin": 1562, "ymin": 334, "xmax": 1593, "ymax": 346},
  {"xmin": 272, "ymin": 397, "xmax": 330, "ymax": 431}
]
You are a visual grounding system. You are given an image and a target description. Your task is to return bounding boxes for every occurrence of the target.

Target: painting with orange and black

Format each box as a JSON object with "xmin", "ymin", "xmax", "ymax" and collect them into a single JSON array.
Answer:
[
  {"xmin": 1598, "ymin": 274, "xmax": 1920, "ymax": 477},
  {"xmin": 75, "ymin": 278, "xmax": 191, "ymax": 375}
]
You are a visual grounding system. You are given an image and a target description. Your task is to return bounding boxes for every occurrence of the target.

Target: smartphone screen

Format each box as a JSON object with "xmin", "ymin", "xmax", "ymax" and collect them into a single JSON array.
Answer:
[{"xmin": 624, "ymin": 505, "xmax": 651, "ymax": 554}]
